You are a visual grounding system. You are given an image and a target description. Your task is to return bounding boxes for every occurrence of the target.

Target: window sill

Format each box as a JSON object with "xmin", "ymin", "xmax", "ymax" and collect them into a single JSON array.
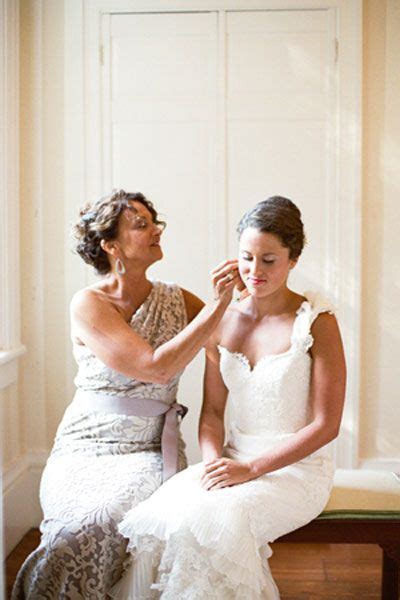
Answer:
[{"xmin": 0, "ymin": 345, "xmax": 26, "ymax": 389}]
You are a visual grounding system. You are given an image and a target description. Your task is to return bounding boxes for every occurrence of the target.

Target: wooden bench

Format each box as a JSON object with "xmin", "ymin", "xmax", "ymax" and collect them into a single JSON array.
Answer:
[{"xmin": 276, "ymin": 469, "xmax": 400, "ymax": 599}]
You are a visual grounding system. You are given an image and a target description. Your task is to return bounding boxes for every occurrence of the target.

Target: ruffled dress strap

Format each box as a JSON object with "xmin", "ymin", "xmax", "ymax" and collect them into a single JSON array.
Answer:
[{"xmin": 291, "ymin": 291, "xmax": 336, "ymax": 353}]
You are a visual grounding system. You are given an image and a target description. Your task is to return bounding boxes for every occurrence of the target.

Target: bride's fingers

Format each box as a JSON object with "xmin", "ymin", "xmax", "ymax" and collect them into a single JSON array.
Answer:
[
  {"xmin": 203, "ymin": 460, "xmax": 227, "ymax": 474},
  {"xmin": 205, "ymin": 474, "xmax": 229, "ymax": 490},
  {"xmin": 202, "ymin": 466, "xmax": 230, "ymax": 483},
  {"xmin": 201, "ymin": 473, "xmax": 226, "ymax": 488},
  {"xmin": 210, "ymin": 480, "xmax": 231, "ymax": 490},
  {"xmin": 201, "ymin": 467, "xmax": 227, "ymax": 483},
  {"xmin": 201, "ymin": 474, "xmax": 221, "ymax": 485},
  {"xmin": 202, "ymin": 467, "xmax": 227, "ymax": 481},
  {"xmin": 201, "ymin": 459, "xmax": 226, "ymax": 480}
]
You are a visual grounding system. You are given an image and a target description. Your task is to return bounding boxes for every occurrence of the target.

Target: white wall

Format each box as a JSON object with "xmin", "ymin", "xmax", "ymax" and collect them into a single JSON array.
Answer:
[
  {"xmin": 2, "ymin": 0, "xmax": 65, "ymax": 555},
  {"xmin": 0, "ymin": 0, "xmax": 26, "ymax": 565},
  {"xmin": 2, "ymin": 0, "xmax": 400, "ymax": 555},
  {"xmin": 359, "ymin": 0, "xmax": 400, "ymax": 469}
]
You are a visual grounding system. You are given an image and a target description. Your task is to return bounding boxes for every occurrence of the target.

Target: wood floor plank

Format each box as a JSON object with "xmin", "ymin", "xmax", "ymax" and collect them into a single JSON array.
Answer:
[
  {"xmin": 6, "ymin": 531, "xmax": 383, "ymax": 599},
  {"xmin": 5, "ymin": 529, "xmax": 40, "ymax": 598}
]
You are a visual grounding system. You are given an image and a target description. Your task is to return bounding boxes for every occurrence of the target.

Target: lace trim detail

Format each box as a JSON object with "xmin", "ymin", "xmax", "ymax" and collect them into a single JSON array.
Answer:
[
  {"xmin": 218, "ymin": 291, "xmax": 335, "ymax": 368},
  {"xmin": 122, "ymin": 529, "xmax": 274, "ymax": 599},
  {"xmin": 291, "ymin": 291, "xmax": 336, "ymax": 352}
]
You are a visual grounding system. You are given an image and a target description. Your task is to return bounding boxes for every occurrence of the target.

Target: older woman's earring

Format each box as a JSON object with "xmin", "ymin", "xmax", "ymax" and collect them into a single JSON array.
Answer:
[{"xmin": 116, "ymin": 258, "xmax": 126, "ymax": 275}]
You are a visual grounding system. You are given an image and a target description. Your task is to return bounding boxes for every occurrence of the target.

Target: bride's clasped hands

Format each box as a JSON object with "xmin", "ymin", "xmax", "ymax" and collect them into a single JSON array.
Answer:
[{"xmin": 201, "ymin": 457, "xmax": 256, "ymax": 490}]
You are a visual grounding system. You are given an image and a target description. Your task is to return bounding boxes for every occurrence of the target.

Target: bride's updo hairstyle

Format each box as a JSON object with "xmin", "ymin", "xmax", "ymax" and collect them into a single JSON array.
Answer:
[
  {"xmin": 74, "ymin": 189, "xmax": 166, "ymax": 275},
  {"xmin": 237, "ymin": 196, "xmax": 306, "ymax": 260}
]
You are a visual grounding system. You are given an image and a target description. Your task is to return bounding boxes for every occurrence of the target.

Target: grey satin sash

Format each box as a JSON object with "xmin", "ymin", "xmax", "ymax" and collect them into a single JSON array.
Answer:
[{"xmin": 71, "ymin": 390, "xmax": 188, "ymax": 481}]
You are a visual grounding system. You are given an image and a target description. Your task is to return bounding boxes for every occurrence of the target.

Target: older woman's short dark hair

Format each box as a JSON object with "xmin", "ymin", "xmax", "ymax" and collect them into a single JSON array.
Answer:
[{"xmin": 73, "ymin": 189, "xmax": 165, "ymax": 275}]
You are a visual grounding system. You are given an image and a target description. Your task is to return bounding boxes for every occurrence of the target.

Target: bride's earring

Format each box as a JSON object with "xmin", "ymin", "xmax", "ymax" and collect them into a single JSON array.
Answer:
[{"xmin": 115, "ymin": 257, "xmax": 126, "ymax": 275}]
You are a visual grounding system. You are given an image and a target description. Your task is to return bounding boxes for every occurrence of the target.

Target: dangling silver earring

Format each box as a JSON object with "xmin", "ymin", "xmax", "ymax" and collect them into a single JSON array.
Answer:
[{"xmin": 115, "ymin": 257, "xmax": 126, "ymax": 275}]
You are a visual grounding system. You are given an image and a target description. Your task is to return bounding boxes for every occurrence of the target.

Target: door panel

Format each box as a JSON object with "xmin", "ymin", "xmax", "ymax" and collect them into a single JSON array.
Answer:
[
  {"xmin": 226, "ymin": 9, "xmax": 335, "ymax": 293},
  {"xmin": 108, "ymin": 12, "xmax": 218, "ymax": 297},
  {"xmin": 106, "ymin": 13, "xmax": 218, "ymax": 460},
  {"xmin": 103, "ymin": 8, "xmax": 337, "ymax": 461}
]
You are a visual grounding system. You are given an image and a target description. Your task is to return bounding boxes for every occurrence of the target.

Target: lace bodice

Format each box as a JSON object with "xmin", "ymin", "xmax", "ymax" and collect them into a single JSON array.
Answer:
[
  {"xmin": 219, "ymin": 292, "xmax": 334, "ymax": 436},
  {"xmin": 73, "ymin": 280, "xmax": 187, "ymax": 401}
]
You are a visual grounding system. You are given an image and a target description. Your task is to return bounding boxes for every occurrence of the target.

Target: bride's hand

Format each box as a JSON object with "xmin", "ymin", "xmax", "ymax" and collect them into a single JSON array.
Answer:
[
  {"xmin": 210, "ymin": 259, "xmax": 241, "ymax": 305},
  {"xmin": 200, "ymin": 457, "xmax": 256, "ymax": 490}
]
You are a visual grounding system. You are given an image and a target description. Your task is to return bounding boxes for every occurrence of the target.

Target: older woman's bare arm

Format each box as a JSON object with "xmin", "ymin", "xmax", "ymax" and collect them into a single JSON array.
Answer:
[{"xmin": 71, "ymin": 261, "xmax": 238, "ymax": 385}]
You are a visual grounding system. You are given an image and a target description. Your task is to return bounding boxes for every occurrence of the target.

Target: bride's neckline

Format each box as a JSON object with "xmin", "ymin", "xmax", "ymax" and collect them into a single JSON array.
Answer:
[{"xmin": 218, "ymin": 297, "xmax": 310, "ymax": 372}]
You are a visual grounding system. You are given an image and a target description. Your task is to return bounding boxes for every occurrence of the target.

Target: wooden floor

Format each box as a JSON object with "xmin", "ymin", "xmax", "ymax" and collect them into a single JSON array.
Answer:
[{"xmin": 5, "ymin": 529, "xmax": 382, "ymax": 599}]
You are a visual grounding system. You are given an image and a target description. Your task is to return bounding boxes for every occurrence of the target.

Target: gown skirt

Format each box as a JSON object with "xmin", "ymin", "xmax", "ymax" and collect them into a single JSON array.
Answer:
[{"xmin": 111, "ymin": 292, "xmax": 336, "ymax": 599}]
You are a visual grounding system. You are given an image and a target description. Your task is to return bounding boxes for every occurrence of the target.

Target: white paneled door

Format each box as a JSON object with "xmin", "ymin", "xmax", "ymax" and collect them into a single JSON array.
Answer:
[
  {"xmin": 102, "ymin": 12, "xmax": 220, "ymax": 459},
  {"xmin": 103, "ymin": 12, "xmax": 219, "ymax": 298},
  {"xmin": 100, "ymin": 8, "xmax": 339, "ymax": 461},
  {"xmin": 226, "ymin": 10, "xmax": 337, "ymax": 294},
  {"xmin": 103, "ymin": 9, "xmax": 337, "ymax": 295}
]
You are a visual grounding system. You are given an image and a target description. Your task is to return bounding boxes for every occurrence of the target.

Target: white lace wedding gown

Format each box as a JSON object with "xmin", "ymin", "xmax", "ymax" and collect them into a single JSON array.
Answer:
[{"xmin": 113, "ymin": 292, "xmax": 336, "ymax": 599}]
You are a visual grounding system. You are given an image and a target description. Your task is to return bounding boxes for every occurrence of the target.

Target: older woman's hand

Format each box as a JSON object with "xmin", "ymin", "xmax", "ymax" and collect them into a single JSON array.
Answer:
[
  {"xmin": 210, "ymin": 259, "xmax": 242, "ymax": 304},
  {"xmin": 200, "ymin": 457, "xmax": 256, "ymax": 490}
]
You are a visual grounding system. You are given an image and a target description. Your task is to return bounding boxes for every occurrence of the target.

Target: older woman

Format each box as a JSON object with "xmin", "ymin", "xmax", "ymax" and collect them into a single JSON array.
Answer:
[{"xmin": 12, "ymin": 190, "xmax": 239, "ymax": 599}]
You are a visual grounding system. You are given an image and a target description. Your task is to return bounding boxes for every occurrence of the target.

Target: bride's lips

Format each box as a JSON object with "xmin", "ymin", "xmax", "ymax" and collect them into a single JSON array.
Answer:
[{"xmin": 248, "ymin": 277, "xmax": 267, "ymax": 286}]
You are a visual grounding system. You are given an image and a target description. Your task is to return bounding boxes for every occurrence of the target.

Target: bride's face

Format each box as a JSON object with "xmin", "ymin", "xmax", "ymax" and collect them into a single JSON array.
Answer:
[{"xmin": 238, "ymin": 227, "xmax": 297, "ymax": 298}]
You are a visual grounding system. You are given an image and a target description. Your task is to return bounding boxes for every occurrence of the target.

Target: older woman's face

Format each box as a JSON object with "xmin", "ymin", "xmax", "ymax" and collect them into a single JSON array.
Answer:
[
  {"xmin": 238, "ymin": 227, "xmax": 297, "ymax": 298},
  {"xmin": 115, "ymin": 201, "xmax": 164, "ymax": 266}
]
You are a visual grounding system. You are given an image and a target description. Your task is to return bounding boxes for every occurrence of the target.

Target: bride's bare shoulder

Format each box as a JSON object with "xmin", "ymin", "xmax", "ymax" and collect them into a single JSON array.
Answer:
[{"xmin": 207, "ymin": 299, "xmax": 247, "ymax": 348}]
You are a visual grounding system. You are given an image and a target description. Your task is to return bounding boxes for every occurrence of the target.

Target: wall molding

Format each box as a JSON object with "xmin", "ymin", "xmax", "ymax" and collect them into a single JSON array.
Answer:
[
  {"xmin": 0, "ymin": 0, "xmax": 21, "ymax": 587},
  {"xmin": 0, "ymin": 0, "xmax": 24, "ymax": 386},
  {"xmin": 64, "ymin": 0, "xmax": 87, "ymax": 402},
  {"xmin": 334, "ymin": 0, "xmax": 363, "ymax": 470},
  {"xmin": 3, "ymin": 451, "xmax": 47, "ymax": 556},
  {"xmin": 0, "ymin": 345, "xmax": 26, "ymax": 389},
  {"xmin": 0, "ymin": 0, "xmax": 21, "ymax": 351},
  {"xmin": 0, "ymin": 346, "xmax": 26, "ymax": 367},
  {"xmin": 20, "ymin": 0, "xmax": 48, "ymax": 457}
]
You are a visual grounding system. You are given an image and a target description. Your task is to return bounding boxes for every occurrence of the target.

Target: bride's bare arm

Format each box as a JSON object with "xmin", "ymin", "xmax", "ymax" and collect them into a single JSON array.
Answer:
[
  {"xmin": 198, "ymin": 340, "xmax": 228, "ymax": 463},
  {"xmin": 249, "ymin": 313, "xmax": 346, "ymax": 477},
  {"xmin": 202, "ymin": 313, "xmax": 346, "ymax": 489},
  {"xmin": 70, "ymin": 261, "xmax": 239, "ymax": 385}
]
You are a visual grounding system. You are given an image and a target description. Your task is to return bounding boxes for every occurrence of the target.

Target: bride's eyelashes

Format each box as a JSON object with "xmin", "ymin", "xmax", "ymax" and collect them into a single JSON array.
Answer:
[{"xmin": 240, "ymin": 255, "xmax": 276, "ymax": 265}]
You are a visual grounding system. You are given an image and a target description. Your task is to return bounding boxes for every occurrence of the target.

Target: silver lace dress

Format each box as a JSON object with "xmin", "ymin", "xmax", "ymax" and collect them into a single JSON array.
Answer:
[{"xmin": 12, "ymin": 281, "xmax": 188, "ymax": 599}]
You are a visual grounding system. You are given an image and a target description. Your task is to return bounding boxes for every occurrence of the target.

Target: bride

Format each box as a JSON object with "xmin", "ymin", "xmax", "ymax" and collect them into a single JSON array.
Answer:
[{"xmin": 112, "ymin": 196, "xmax": 346, "ymax": 599}]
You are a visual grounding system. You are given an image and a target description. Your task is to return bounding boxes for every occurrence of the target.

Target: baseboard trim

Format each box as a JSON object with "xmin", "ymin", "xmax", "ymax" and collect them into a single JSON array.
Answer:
[{"xmin": 3, "ymin": 451, "xmax": 48, "ymax": 555}]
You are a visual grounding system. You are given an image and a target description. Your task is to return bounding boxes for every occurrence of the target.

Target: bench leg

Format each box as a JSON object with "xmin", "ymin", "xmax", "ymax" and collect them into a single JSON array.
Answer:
[{"xmin": 380, "ymin": 544, "xmax": 400, "ymax": 600}]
